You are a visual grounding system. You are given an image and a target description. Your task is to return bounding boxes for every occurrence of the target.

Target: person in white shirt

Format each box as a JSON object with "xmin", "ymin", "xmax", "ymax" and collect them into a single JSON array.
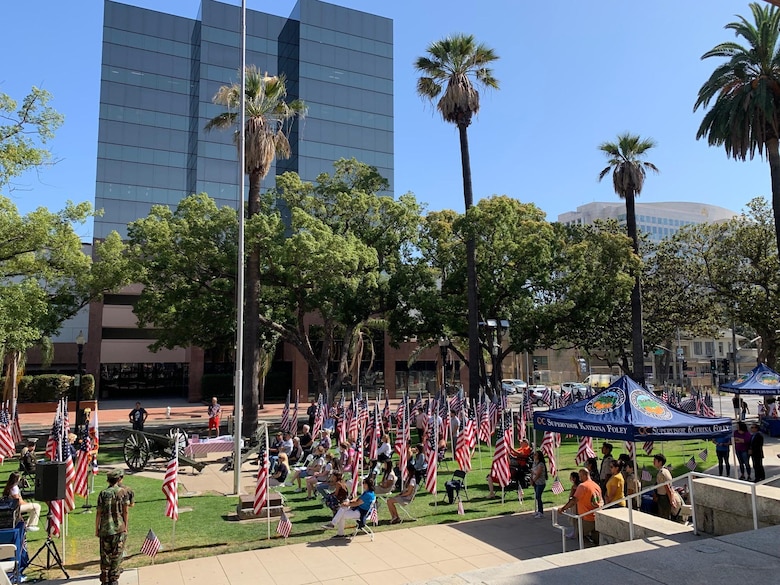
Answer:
[
  {"xmin": 3, "ymin": 472, "xmax": 40, "ymax": 531},
  {"xmin": 376, "ymin": 434, "xmax": 392, "ymax": 460}
]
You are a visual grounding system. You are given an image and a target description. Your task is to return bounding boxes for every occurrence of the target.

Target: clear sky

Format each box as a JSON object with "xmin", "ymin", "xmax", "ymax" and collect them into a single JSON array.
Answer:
[{"xmin": 1, "ymin": 1, "xmax": 770, "ymax": 240}]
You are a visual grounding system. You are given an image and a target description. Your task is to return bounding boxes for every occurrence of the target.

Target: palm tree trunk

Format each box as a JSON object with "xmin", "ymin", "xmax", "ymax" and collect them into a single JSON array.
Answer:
[
  {"xmin": 624, "ymin": 192, "xmax": 645, "ymax": 385},
  {"xmin": 458, "ymin": 122, "xmax": 481, "ymax": 401},
  {"xmin": 768, "ymin": 137, "xmax": 780, "ymax": 259},
  {"xmin": 242, "ymin": 170, "xmax": 263, "ymax": 435}
]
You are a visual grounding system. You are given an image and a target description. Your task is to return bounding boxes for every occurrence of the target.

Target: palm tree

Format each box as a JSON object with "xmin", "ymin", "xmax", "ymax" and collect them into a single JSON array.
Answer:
[
  {"xmin": 695, "ymin": 3, "xmax": 780, "ymax": 255},
  {"xmin": 598, "ymin": 133, "xmax": 659, "ymax": 385},
  {"xmin": 415, "ymin": 34, "xmax": 499, "ymax": 400},
  {"xmin": 206, "ymin": 66, "xmax": 306, "ymax": 433}
]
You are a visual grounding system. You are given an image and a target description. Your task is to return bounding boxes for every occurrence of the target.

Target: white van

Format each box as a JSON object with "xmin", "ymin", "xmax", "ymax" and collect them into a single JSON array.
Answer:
[{"xmin": 584, "ymin": 374, "xmax": 618, "ymax": 389}]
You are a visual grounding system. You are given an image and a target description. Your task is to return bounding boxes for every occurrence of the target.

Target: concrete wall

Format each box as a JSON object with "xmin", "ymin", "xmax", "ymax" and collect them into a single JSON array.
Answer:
[{"xmin": 692, "ymin": 477, "xmax": 780, "ymax": 535}]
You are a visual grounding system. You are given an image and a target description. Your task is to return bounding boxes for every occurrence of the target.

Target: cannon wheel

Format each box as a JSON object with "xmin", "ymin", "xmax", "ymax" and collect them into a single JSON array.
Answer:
[
  {"xmin": 123, "ymin": 432, "xmax": 151, "ymax": 471},
  {"xmin": 168, "ymin": 428, "xmax": 189, "ymax": 457}
]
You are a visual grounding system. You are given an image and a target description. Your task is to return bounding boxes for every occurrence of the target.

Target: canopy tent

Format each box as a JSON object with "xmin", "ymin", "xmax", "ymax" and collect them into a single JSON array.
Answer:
[
  {"xmin": 720, "ymin": 363, "xmax": 780, "ymax": 395},
  {"xmin": 533, "ymin": 375, "xmax": 732, "ymax": 441}
]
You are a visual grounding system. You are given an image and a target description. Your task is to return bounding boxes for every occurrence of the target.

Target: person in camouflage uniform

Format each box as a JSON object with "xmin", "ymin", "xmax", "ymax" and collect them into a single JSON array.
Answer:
[{"xmin": 96, "ymin": 469, "xmax": 134, "ymax": 585}]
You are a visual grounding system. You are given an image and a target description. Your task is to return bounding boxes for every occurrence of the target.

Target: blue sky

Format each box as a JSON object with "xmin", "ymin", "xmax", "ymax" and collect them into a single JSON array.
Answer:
[{"xmin": 1, "ymin": 1, "xmax": 770, "ymax": 240}]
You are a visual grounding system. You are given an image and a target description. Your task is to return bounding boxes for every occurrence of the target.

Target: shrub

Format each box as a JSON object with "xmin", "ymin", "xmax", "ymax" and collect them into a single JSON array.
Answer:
[{"xmin": 1, "ymin": 374, "xmax": 95, "ymax": 402}]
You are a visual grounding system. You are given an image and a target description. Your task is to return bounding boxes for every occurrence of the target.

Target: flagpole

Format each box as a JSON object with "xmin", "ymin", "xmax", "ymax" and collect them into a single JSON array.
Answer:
[
  {"xmin": 265, "ymin": 423, "xmax": 270, "ymax": 541},
  {"xmin": 434, "ymin": 408, "xmax": 438, "ymax": 509},
  {"xmin": 172, "ymin": 438, "xmax": 179, "ymax": 551}
]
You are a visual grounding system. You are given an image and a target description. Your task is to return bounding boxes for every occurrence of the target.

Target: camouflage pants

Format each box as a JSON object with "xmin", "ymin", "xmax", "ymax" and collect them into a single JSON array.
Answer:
[{"xmin": 99, "ymin": 533, "xmax": 126, "ymax": 585}]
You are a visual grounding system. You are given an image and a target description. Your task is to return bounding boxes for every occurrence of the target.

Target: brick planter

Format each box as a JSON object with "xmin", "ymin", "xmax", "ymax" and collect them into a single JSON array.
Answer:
[{"xmin": 16, "ymin": 400, "xmax": 98, "ymax": 415}]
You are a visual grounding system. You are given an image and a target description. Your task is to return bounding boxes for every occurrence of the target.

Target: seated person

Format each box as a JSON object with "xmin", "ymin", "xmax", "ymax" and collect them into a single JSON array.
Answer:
[
  {"xmin": 374, "ymin": 458, "xmax": 396, "ymax": 496},
  {"xmin": 338, "ymin": 441, "xmax": 355, "ymax": 474},
  {"xmin": 376, "ymin": 434, "xmax": 392, "ymax": 460},
  {"xmin": 266, "ymin": 432, "xmax": 284, "ymax": 469},
  {"xmin": 387, "ymin": 467, "xmax": 417, "ymax": 524},
  {"xmin": 487, "ymin": 439, "xmax": 533, "ymax": 497},
  {"xmin": 321, "ymin": 472, "xmax": 349, "ymax": 519},
  {"xmin": 19, "ymin": 441, "xmax": 37, "ymax": 476},
  {"xmin": 269, "ymin": 453, "xmax": 290, "ymax": 487},
  {"xmin": 305, "ymin": 452, "xmax": 334, "ymax": 499},
  {"xmin": 3, "ymin": 472, "xmax": 40, "ymax": 531},
  {"xmin": 290, "ymin": 446, "xmax": 326, "ymax": 492},
  {"xmin": 288, "ymin": 436, "xmax": 304, "ymax": 465},
  {"xmin": 329, "ymin": 478, "xmax": 376, "ymax": 538},
  {"xmin": 317, "ymin": 429, "xmax": 332, "ymax": 452},
  {"xmin": 409, "ymin": 444, "xmax": 427, "ymax": 479},
  {"xmin": 299, "ymin": 424, "xmax": 314, "ymax": 456}
]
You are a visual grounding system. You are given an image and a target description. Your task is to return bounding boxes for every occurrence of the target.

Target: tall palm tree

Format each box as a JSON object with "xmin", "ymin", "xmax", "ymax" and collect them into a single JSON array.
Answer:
[
  {"xmin": 695, "ymin": 3, "xmax": 780, "ymax": 255},
  {"xmin": 415, "ymin": 34, "xmax": 499, "ymax": 400},
  {"xmin": 206, "ymin": 66, "xmax": 306, "ymax": 433},
  {"xmin": 598, "ymin": 133, "xmax": 659, "ymax": 385}
]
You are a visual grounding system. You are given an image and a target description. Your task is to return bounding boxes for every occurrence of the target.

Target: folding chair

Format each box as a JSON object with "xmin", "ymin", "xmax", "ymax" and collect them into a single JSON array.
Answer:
[
  {"xmin": 352, "ymin": 502, "xmax": 376, "ymax": 541},
  {"xmin": 437, "ymin": 449, "xmax": 452, "ymax": 472},
  {"xmin": 397, "ymin": 485, "xmax": 419, "ymax": 523},
  {"xmin": 452, "ymin": 469, "xmax": 469, "ymax": 501},
  {"xmin": 0, "ymin": 544, "xmax": 18, "ymax": 585}
]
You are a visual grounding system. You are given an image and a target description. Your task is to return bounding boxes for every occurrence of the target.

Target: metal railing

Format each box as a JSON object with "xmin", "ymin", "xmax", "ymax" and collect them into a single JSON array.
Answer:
[{"xmin": 551, "ymin": 471, "xmax": 780, "ymax": 552}]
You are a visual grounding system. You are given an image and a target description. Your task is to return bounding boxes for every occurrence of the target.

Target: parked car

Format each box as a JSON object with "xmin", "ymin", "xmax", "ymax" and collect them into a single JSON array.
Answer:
[
  {"xmin": 527, "ymin": 384, "xmax": 559, "ymax": 406},
  {"xmin": 561, "ymin": 382, "xmax": 588, "ymax": 400},
  {"xmin": 502, "ymin": 379, "xmax": 528, "ymax": 393}
]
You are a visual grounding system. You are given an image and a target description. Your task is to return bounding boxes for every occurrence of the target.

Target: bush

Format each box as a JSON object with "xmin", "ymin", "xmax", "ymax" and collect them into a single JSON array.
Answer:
[
  {"xmin": 1, "ymin": 374, "xmax": 94, "ymax": 402},
  {"xmin": 201, "ymin": 373, "xmax": 233, "ymax": 403}
]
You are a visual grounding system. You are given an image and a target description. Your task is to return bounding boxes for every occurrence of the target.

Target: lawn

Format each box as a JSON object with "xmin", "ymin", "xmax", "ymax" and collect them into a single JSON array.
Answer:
[{"xmin": 17, "ymin": 434, "xmax": 715, "ymax": 580}]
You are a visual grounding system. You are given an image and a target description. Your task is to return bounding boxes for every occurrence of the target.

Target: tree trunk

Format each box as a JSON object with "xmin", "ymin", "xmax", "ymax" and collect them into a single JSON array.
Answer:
[
  {"xmin": 458, "ymin": 121, "xmax": 481, "ymax": 402},
  {"xmin": 624, "ymin": 192, "xmax": 645, "ymax": 386},
  {"xmin": 768, "ymin": 137, "xmax": 780, "ymax": 258},
  {"xmin": 242, "ymin": 170, "xmax": 263, "ymax": 435},
  {"xmin": 2, "ymin": 352, "xmax": 20, "ymax": 404}
]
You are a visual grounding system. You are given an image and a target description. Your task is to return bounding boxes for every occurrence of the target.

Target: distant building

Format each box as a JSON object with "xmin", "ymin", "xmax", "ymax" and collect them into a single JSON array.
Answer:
[{"xmin": 558, "ymin": 201, "xmax": 737, "ymax": 242}]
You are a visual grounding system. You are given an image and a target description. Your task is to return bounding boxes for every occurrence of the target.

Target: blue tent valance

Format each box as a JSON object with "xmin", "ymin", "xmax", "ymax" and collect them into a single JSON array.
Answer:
[
  {"xmin": 533, "ymin": 375, "xmax": 732, "ymax": 441},
  {"xmin": 720, "ymin": 363, "xmax": 780, "ymax": 395}
]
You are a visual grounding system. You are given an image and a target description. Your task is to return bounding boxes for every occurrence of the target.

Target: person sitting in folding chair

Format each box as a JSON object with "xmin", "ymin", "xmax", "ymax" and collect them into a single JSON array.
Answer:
[
  {"xmin": 387, "ymin": 467, "xmax": 417, "ymax": 524},
  {"xmin": 329, "ymin": 478, "xmax": 376, "ymax": 538},
  {"xmin": 374, "ymin": 458, "xmax": 396, "ymax": 496}
]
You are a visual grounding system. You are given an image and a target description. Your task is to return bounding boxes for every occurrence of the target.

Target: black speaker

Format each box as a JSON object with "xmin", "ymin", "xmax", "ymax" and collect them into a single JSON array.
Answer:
[{"xmin": 35, "ymin": 461, "xmax": 67, "ymax": 501}]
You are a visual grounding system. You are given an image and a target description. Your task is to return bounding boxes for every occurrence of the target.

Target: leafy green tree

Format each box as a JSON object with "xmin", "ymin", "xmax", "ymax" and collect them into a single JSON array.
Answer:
[
  {"xmin": 0, "ymin": 198, "xmax": 129, "ymax": 402},
  {"xmin": 415, "ymin": 34, "xmax": 500, "ymax": 399},
  {"xmin": 206, "ymin": 67, "xmax": 306, "ymax": 432},
  {"xmin": 598, "ymin": 133, "xmax": 659, "ymax": 384},
  {"xmin": 0, "ymin": 87, "xmax": 64, "ymax": 189},
  {"xmin": 695, "ymin": 3, "xmax": 780, "ymax": 255}
]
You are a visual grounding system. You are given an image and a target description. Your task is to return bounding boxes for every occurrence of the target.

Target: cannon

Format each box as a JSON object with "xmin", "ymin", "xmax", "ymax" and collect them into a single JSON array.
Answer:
[{"xmin": 122, "ymin": 428, "xmax": 206, "ymax": 473}]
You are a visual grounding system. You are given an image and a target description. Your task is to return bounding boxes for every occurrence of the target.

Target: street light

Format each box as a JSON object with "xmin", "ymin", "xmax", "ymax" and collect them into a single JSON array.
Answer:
[
  {"xmin": 480, "ymin": 319, "xmax": 510, "ymax": 393},
  {"xmin": 438, "ymin": 338, "xmax": 450, "ymax": 392},
  {"xmin": 75, "ymin": 330, "xmax": 85, "ymax": 436}
]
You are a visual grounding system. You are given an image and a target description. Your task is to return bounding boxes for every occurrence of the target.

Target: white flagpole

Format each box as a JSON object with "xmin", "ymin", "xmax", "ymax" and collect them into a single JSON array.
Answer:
[
  {"xmin": 265, "ymin": 423, "xmax": 270, "ymax": 541},
  {"xmin": 434, "ymin": 406, "xmax": 438, "ymax": 509},
  {"xmin": 172, "ymin": 435, "xmax": 179, "ymax": 550}
]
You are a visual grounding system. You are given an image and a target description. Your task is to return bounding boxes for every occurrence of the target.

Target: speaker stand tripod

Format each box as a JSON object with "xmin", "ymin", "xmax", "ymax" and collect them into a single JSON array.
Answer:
[{"xmin": 27, "ymin": 531, "xmax": 69, "ymax": 579}]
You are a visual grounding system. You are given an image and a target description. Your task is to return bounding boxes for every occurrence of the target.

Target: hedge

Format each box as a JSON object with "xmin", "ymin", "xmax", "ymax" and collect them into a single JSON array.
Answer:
[{"xmin": 0, "ymin": 374, "xmax": 95, "ymax": 402}]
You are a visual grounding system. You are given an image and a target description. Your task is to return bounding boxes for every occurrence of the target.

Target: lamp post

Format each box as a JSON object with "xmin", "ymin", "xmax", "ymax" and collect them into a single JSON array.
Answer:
[
  {"xmin": 438, "ymin": 338, "xmax": 449, "ymax": 392},
  {"xmin": 75, "ymin": 330, "xmax": 85, "ymax": 437},
  {"xmin": 480, "ymin": 319, "xmax": 510, "ymax": 394}
]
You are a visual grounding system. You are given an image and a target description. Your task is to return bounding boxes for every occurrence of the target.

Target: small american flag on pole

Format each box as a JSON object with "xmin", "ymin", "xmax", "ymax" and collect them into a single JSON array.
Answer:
[
  {"xmin": 685, "ymin": 457, "xmax": 697, "ymax": 471},
  {"xmin": 140, "ymin": 529, "xmax": 161, "ymax": 558},
  {"xmin": 698, "ymin": 448, "xmax": 709, "ymax": 461},
  {"xmin": 641, "ymin": 469, "xmax": 652, "ymax": 482},
  {"xmin": 276, "ymin": 510, "xmax": 292, "ymax": 539},
  {"xmin": 457, "ymin": 497, "xmax": 465, "ymax": 515},
  {"xmin": 551, "ymin": 478, "xmax": 565, "ymax": 495},
  {"xmin": 574, "ymin": 436, "xmax": 595, "ymax": 465},
  {"xmin": 254, "ymin": 444, "xmax": 268, "ymax": 515},
  {"xmin": 643, "ymin": 441, "xmax": 654, "ymax": 455},
  {"xmin": 162, "ymin": 454, "xmax": 179, "ymax": 520},
  {"xmin": 368, "ymin": 505, "xmax": 379, "ymax": 526}
]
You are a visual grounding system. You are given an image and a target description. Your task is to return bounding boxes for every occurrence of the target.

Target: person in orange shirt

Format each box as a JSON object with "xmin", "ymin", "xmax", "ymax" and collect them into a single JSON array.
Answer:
[{"xmin": 557, "ymin": 467, "xmax": 603, "ymax": 544}]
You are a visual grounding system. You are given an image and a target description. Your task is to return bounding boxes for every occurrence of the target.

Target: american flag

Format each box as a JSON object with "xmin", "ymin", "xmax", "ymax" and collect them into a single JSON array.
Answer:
[
  {"xmin": 350, "ymin": 426, "xmax": 363, "ymax": 499},
  {"xmin": 10, "ymin": 404, "xmax": 22, "ymax": 444},
  {"xmin": 276, "ymin": 510, "xmax": 292, "ymax": 539},
  {"xmin": 551, "ymin": 478, "xmax": 565, "ymax": 495},
  {"xmin": 312, "ymin": 393, "xmax": 324, "ymax": 437},
  {"xmin": 541, "ymin": 432, "xmax": 557, "ymax": 476},
  {"xmin": 63, "ymin": 436, "xmax": 76, "ymax": 513},
  {"xmin": 74, "ymin": 429, "xmax": 91, "ymax": 497},
  {"xmin": 624, "ymin": 441, "xmax": 635, "ymax": 459},
  {"xmin": 698, "ymin": 448, "xmax": 709, "ymax": 461},
  {"xmin": 575, "ymin": 436, "xmax": 595, "ymax": 465},
  {"xmin": 643, "ymin": 441, "xmax": 654, "ymax": 455},
  {"xmin": 478, "ymin": 396, "xmax": 491, "ymax": 444},
  {"xmin": 701, "ymin": 397, "xmax": 716, "ymax": 418},
  {"xmin": 517, "ymin": 408, "xmax": 527, "ymax": 442},
  {"xmin": 641, "ymin": 468, "xmax": 652, "ymax": 482},
  {"xmin": 661, "ymin": 389, "xmax": 669, "ymax": 403},
  {"xmin": 489, "ymin": 412, "xmax": 511, "ymax": 488},
  {"xmin": 347, "ymin": 401, "xmax": 358, "ymax": 441},
  {"xmin": 542, "ymin": 387, "xmax": 551, "ymax": 405},
  {"xmin": 455, "ymin": 406, "xmax": 475, "ymax": 472},
  {"xmin": 163, "ymin": 454, "xmax": 179, "ymax": 520},
  {"xmin": 92, "ymin": 455, "xmax": 99, "ymax": 476},
  {"xmin": 685, "ymin": 457, "xmax": 697, "ymax": 471},
  {"xmin": 48, "ymin": 500, "xmax": 63, "ymax": 537},
  {"xmin": 0, "ymin": 405, "xmax": 17, "ymax": 459},
  {"xmin": 449, "ymin": 391, "xmax": 462, "ymax": 416},
  {"xmin": 368, "ymin": 403, "xmax": 379, "ymax": 461},
  {"xmin": 140, "ymin": 529, "xmax": 161, "ymax": 558},
  {"xmin": 561, "ymin": 390, "xmax": 572, "ymax": 406},
  {"xmin": 368, "ymin": 504, "xmax": 379, "ymax": 525},
  {"xmin": 45, "ymin": 406, "xmax": 62, "ymax": 460},
  {"xmin": 457, "ymin": 497, "xmax": 465, "ymax": 515},
  {"xmin": 382, "ymin": 393, "xmax": 391, "ymax": 426},
  {"xmin": 410, "ymin": 392, "xmax": 423, "ymax": 420},
  {"xmin": 280, "ymin": 390, "xmax": 291, "ymax": 433},
  {"xmin": 61, "ymin": 400, "xmax": 70, "ymax": 438},
  {"xmin": 424, "ymin": 411, "xmax": 438, "ymax": 495},
  {"xmin": 253, "ymin": 444, "xmax": 268, "ymax": 515},
  {"xmin": 439, "ymin": 397, "xmax": 450, "ymax": 444}
]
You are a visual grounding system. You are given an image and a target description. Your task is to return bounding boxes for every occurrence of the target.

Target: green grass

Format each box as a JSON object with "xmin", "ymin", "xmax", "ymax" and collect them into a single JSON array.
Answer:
[{"xmin": 18, "ymin": 436, "xmax": 715, "ymax": 579}]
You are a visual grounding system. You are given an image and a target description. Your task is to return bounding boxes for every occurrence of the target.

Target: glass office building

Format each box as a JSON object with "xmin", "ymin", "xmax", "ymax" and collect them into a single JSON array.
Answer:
[{"xmin": 91, "ymin": 0, "xmax": 393, "ymax": 398}]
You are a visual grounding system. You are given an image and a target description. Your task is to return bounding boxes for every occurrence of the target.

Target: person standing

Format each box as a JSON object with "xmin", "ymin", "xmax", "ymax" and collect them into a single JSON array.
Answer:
[
  {"xmin": 714, "ymin": 434, "xmax": 731, "ymax": 477},
  {"xmin": 605, "ymin": 460, "xmax": 626, "ymax": 507},
  {"xmin": 749, "ymin": 423, "xmax": 765, "ymax": 482},
  {"xmin": 530, "ymin": 450, "xmax": 548, "ymax": 518},
  {"xmin": 128, "ymin": 402, "xmax": 147, "ymax": 431},
  {"xmin": 732, "ymin": 394, "xmax": 741, "ymax": 419},
  {"xmin": 652, "ymin": 454, "xmax": 674, "ymax": 520},
  {"xmin": 207, "ymin": 397, "xmax": 221, "ymax": 439},
  {"xmin": 599, "ymin": 443, "xmax": 614, "ymax": 491},
  {"xmin": 96, "ymin": 469, "xmax": 133, "ymax": 585},
  {"xmin": 740, "ymin": 399, "xmax": 749, "ymax": 422},
  {"xmin": 306, "ymin": 399, "xmax": 317, "ymax": 429},
  {"xmin": 734, "ymin": 421, "xmax": 752, "ymax": 480},
  {"xmin": 557, "ymin": 467, "xmax": 602, "ymax": 545}
]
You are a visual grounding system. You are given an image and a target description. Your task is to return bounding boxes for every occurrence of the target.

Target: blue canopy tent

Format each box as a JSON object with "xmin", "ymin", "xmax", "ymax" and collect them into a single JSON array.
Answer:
[
  {"xmin": 720, "ymin": 363, "xmax": 780, "ymax": 395},
  {"xmin": 533, "ymin": 375, "xmax": 732, "ymax": 442}
]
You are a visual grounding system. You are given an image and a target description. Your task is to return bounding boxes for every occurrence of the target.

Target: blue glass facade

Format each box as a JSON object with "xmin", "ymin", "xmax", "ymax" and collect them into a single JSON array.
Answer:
[{"xmin": 95, "ymin": 0, "xmax": 394, "ymax": 239}]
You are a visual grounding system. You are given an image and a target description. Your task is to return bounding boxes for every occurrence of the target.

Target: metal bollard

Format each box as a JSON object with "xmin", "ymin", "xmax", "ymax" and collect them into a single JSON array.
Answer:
[{"xmin": 166, "ymin": 406, "xmax": 171, "ymax": 419}]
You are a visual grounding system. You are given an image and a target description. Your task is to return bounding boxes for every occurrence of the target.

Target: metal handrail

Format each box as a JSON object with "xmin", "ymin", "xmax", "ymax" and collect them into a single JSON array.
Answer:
[{"xmin": 552, "ymin": 470, "xmax": 780, "ymax": 552}]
